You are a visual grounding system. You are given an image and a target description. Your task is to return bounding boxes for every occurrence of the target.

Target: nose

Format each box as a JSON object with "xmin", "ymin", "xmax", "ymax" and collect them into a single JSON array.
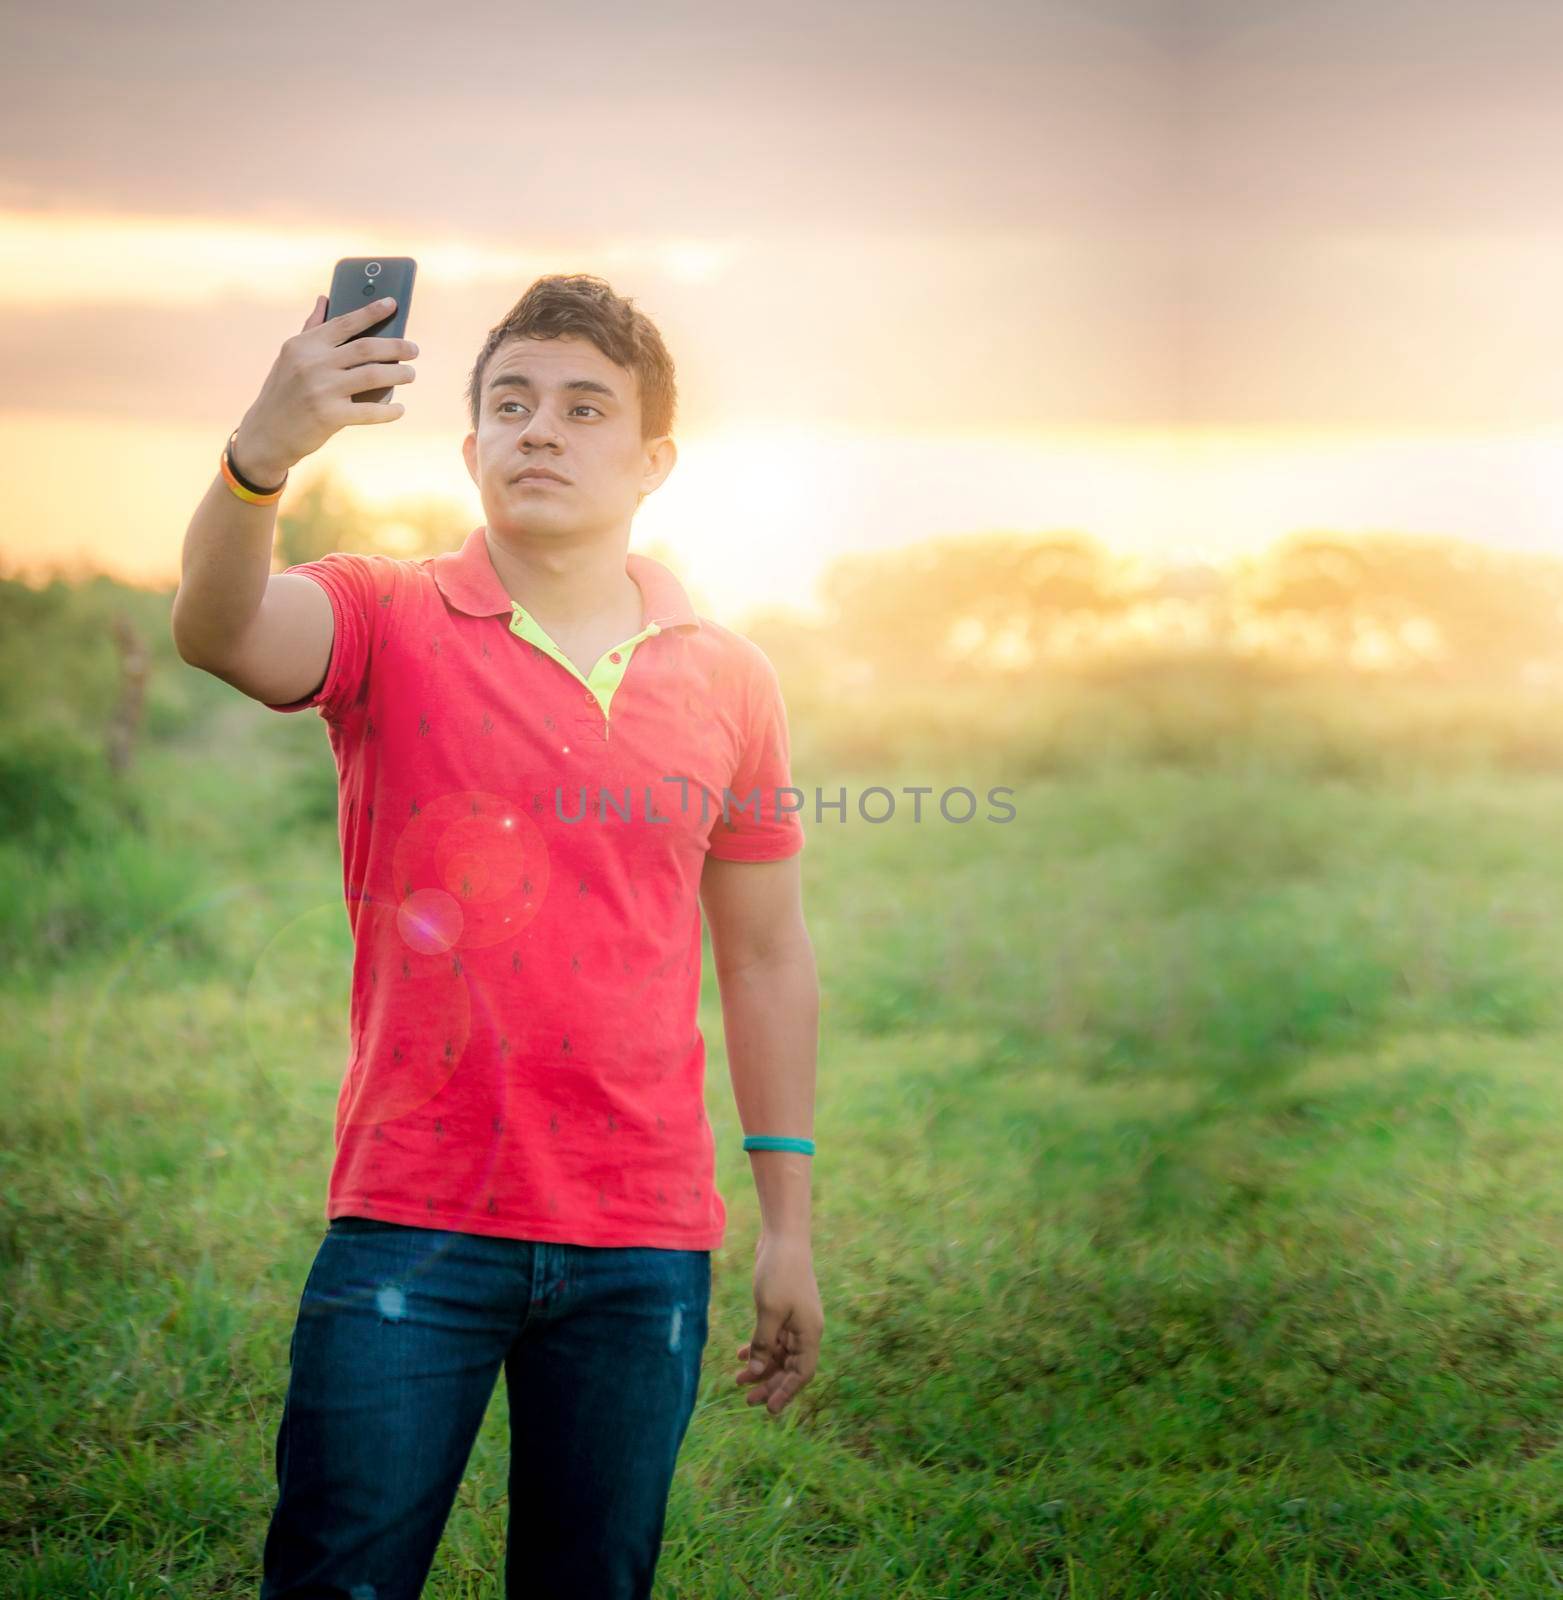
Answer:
[{"xmin": 516, "ymin": 407, "xmax": 564, "ymax": 449}]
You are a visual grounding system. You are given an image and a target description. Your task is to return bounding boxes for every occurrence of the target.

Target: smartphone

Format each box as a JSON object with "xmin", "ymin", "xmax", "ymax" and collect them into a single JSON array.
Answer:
[{"xmin": 326, "ymin": 256, "xmax": 418, "ymax": 404}]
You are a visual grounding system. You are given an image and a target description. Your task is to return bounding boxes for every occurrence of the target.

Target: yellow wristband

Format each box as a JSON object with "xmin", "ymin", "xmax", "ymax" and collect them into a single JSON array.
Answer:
[{"xmin": 221, "ymin": 430, "xmax": 287, "ymax": 504}]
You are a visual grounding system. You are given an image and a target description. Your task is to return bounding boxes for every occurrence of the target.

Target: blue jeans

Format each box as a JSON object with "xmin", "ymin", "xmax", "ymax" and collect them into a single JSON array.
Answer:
[{"xmin": 259, "ymin": 1216, "xmax": 712, "ymax": 1600}]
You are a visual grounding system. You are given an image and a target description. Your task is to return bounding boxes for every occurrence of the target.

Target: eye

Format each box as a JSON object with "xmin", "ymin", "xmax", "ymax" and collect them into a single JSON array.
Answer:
[{"xmin": 498, "ymin": 401, "xmax": 602, "ymax": 418}]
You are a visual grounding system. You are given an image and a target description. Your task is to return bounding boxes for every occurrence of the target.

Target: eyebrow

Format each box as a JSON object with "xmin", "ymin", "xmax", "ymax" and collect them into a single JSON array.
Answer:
[{"xmin": 487, "ymin": 371, "xmax": 618, "ymax": 401}]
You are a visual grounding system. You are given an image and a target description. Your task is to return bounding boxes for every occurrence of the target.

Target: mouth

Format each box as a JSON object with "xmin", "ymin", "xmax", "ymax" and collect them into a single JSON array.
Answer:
[{"xmin": 512, "ymin": 470, "xmax": 570, "ymax": 486}]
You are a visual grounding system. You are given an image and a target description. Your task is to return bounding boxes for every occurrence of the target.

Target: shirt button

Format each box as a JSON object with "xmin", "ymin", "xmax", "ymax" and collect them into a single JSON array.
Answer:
[
  {"xmin": 584, "ymin": 690, "xmax": 595, "ymax": 703},
  {"xmin": 609, "ymin": 651, "xmax": 621, "ymax": 663}
]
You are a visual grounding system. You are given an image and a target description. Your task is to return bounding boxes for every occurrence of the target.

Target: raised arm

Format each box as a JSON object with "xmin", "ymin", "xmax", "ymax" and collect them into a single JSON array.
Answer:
[{"xmin": 171, "ymin": 290, "xmax": 417, "ymax": 705}]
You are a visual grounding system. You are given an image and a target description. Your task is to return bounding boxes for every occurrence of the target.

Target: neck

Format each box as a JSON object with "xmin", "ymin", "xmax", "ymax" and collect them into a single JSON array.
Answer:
[{"xmin": 482, "ymin": 528, "xmax": 643, "ymax": 631}]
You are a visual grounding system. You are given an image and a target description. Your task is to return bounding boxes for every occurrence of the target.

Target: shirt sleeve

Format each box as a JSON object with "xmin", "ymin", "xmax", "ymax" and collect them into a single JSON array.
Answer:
[
  {"xmin": 261, "ymin": 552, "xmax": 395, "ymax": 723},
  {"xmin": 707, "ymin": 645, "xmax": 806, "ymax": 862}
]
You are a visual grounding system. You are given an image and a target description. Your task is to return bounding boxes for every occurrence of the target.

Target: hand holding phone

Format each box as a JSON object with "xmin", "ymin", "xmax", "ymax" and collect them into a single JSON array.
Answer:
[
  {"xmin": 324, "ymin": 256, "xmax": 418, "ymax": 403},
  {"xmin": 232, "ymin": 258, "xmax": 419, "ymax": 483}
]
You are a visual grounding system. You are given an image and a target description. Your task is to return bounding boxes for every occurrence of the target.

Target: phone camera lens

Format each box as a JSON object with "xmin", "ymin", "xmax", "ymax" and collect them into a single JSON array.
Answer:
[{"xmin": 365, "ymin": 262, "xmax": 382, "ymax": 278}]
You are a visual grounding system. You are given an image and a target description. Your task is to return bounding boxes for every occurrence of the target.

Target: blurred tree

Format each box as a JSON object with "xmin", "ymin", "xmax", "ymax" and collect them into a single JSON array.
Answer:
[
  {"xmin": 273, "ymin": 470, "xmax": 362, "ymax": 570},
  {"xmin": 817, "ymin": 530, "xmax": 1130, "ymax": 681},
  {"xmin": 105, "ymin": 610, "xmax": 148, "ymax": 776},
  {"xmin": 273, "ymin": 470, "xmax": 468, "ymax": 569},
  {"xmin": 376, "ymin": 496, "xmax": 478, "ymax": 562},
  {"xmin": 1236, "ymin": 531, "xmax": 1563, "ymax": 680}
]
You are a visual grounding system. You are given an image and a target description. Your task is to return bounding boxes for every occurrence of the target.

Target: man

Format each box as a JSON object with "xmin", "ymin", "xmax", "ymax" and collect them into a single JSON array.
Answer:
[{"xmin": 171, "ymin": 272, "xmax": 824, "ymax": 1600}]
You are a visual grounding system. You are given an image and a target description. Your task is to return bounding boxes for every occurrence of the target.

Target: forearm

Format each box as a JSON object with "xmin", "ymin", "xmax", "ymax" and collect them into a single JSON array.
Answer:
[
  {"xmin": 170, "ymin": 423, "xmax": 288, "ymax": 666},
  {"xmin": 716, "ymin": 938, "xmax": 820, "ymax": 1241}
]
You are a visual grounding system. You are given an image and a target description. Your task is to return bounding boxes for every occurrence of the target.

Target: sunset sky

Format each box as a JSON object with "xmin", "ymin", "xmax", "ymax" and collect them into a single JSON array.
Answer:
[{"xmin": 6, "ymin": 0, "xmax": 1563, "ymax": 623}]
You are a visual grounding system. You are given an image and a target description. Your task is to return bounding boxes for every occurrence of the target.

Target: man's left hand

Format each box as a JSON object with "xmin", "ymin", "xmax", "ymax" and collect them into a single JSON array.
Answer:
[{"xmin": 735, "ymin": 1232, "xmax": 823, "ymax": 1418}]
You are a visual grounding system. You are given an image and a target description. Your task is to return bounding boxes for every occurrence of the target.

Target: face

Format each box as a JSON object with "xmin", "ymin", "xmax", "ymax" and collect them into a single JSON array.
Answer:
[{"xmin": 461, "ymin": 334, "xmax": 676, "ymax": 543}]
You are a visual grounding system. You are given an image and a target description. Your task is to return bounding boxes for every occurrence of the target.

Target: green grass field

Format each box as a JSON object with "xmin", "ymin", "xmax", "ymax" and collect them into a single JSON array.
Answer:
[{"xmin": 10, "ymin": 605, "xmax": 1563, "ymax": 1595}]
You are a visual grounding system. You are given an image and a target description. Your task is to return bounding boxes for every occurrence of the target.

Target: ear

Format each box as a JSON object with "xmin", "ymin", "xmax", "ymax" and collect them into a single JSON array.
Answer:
[{"xmin": 639, "ymin": 435, "xmax": 677, "ymax": 500}]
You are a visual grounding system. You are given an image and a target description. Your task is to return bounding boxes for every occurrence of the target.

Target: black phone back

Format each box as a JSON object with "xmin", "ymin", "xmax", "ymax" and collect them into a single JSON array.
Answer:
[{"xmin": 326, "ymin": 257, "xmax": 417, "ymax": 403}]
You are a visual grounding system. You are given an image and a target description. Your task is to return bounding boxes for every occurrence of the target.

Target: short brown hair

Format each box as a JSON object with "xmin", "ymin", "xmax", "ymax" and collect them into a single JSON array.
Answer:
[{"xmin": 465, "ymin": 274, "xmax": 678, "ymax": 443}]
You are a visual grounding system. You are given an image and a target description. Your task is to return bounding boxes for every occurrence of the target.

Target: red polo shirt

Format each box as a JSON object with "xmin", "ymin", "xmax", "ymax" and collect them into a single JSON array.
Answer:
[{"xmin": 263, "ymin": 525, "xmax": 804, "ymax": 1250}]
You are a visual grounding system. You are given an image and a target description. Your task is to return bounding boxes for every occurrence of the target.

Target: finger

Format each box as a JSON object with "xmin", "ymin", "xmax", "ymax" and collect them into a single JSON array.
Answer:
[
  {"xmin": 746, "ymin": 1309, "xmax": 786, "ymax": 1376},
  {"xmin": 748, "ymin": 1363, "xmax": 799, "ymax": 1401},
  {"xmin": 750, "ymin": 1374, "xmax": 796, "ymax": 1412},
  {"xmin": 740, "ymin": 1324, "xmax": 802, "ymax": 1363},
  {"xmin": 337, "ymin": 399, "xmax": 406, "ymax": 427},
  {"xmin": 330, "ymin": 340, "xmax": 419, "ymax": 372},
  {"xmin": 757, "ymin": 1328, "xmax": 799, "ymax": 1363},
  {"xmin": 752, "ymin": 1343, "xmax": 814, "ymax": 1402},
  {"xmin": 759, "ymin": 1382, "xmax": 791, "ymax": 1413},
  {"xmin": 739, "ymin": 1324, "xmax": 799, "ymax": 1379},
  {"xmin": 736, "ymin": 1355, "xmax": 776, "ymax": 1386},
  {"xmin": 765, "ymin": 1371, "xmax": 809, "ymax": 1412},
  {"xmin": 325, "ymin": 294, "xmax": 399, "ymax": 342},
  {"xmin": 330, "ymin": 359, "xmax": 416, "ymax": 391},
  {"xmin": 301, "ymin": 294, "xmax": 327, "ymax": 333}
]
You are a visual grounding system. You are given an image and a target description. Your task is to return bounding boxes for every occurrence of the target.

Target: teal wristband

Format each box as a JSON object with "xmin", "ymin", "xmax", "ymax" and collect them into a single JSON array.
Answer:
[{"xmin": 742, "ymin": 1135, "xmax": 815, "ymax": 1155}]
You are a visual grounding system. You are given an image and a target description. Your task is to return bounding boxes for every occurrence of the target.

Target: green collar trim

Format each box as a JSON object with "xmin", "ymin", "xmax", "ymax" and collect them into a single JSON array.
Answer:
[{"xmin": 508, "ymin": 603, "xmax": 662, "ymax": 719}]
